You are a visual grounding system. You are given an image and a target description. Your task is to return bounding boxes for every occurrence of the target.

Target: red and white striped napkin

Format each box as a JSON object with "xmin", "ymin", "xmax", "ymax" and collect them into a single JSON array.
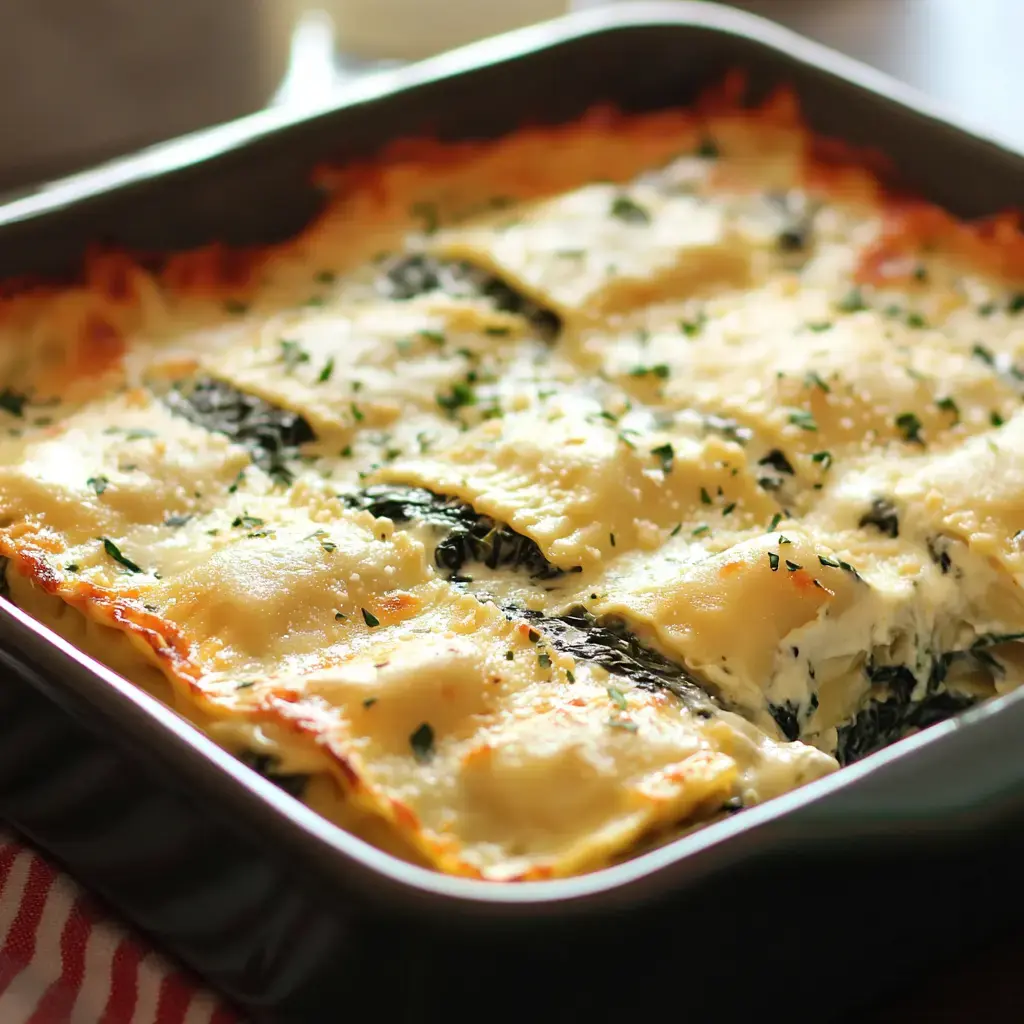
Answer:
[{"xmin": 0, "ymin": 828, "xmax": 240, "ymax": 1024}]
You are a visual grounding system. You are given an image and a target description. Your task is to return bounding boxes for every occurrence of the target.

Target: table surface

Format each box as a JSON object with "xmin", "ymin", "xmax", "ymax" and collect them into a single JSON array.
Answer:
[{"xmin": 2, "ymin": 1, "xmax": 1023, "ymax": 1020}]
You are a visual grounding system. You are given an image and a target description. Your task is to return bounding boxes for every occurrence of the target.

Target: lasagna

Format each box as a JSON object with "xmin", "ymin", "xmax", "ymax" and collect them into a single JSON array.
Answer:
[{"xmin": 2, "ymin": 75, "xmax": 1024, "ymax": 880}]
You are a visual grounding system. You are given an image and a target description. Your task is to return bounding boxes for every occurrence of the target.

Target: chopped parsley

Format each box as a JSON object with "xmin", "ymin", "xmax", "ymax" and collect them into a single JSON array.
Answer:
[
  {"xmin": 651, "ymin": 442, "xmax": 675, "ymax": 473},
  {"xmin": 361, "ymin": 608, "xmax": 380, "ymax": 628},
  {"xmin": 785, "ymin": 559, "xmax": 802, "ymax": 572},
  {"xmin": 680, "ymin": 313, "xmax": 706, "ymax": 338},
  {"xmin": 317, "ymin": 356, "xmax": 335, "ymax": 383},
  {"xmin": 86, "ymin": 475, "xmax": 109, "ymax": 496},
  {"xmin": 609, "ymin": 195, "xmax": 651, "ymax": 225},
  {"xmin": 363, "ymin": 697, "xmax": 378, "ymax": 709},
  {"xmin": 972, "ymin": 342, "xmax": 996, "ymax": 367},
  {"xmin": 164, "ymin": 514, "xmax": 192, "ymax": 527},
  {"xmin": 232, "ymin": 515, "xmax": 264, "ymax": 529},
  {"xmin": 505, "ymin": 650, "xmax": 515, "ymax": 661},
  {"xmin": 696, "ymin": 136, "xmax": 719, "ymax": 158},
  {"xmin": 566, "ymin": 669, "xmax": 576, "ymax": 683},
  {"xmin": 991, "ymin": 410, "xmax": 1005, "ymax": 427},
  {"xmin": 606, "ymin": 719, "xmax": 639, "ymax": 733},
  {"xmin": 836, "ymin": 288, "xmax": 867, "ymax": 313},
  {"xmin": 0, "ymin": 388, "xmax": 27, "ymax": 418},
  {"xmin": 409, "ymin": 722, "xmax": 435, "ymax": 763},
  {"xmin": 811, "ymin": 450, "xmax": 833, "ymax": 470},
  {"xmin": 538, "ymin": 653, "xmax": 552, "ymax": 670},
  {"xmin": 768, "ymin": 513, "xmax": 783, "ymax": 532},
  {"xmin": 1009, "ymin": 293, "xmax": 1024, "ymax": 314},
  {"xmin": 670, "ymin": 523, "xmax": 683, "ymax": 537},
  {"xmin": 223, "ymin": 299, "xmax": 249, "ymax": 315},
  {"xmin": 100, "ymin": 537, "xmax": 143, "ymax": 574},
  {"xmin": 607, "ymin": 686, "xmax": 628, "ymax": 710},
  {"xmin": 721, "ymin": 502, "xmax": 736, "ymax": 516},
  {"xmin": 350, "ymin": 402, "xmax": 365, "ymax": 423},
  {"xmin": 700, "ymin": 486, "xmax": 712, "ymax": 505},
  {"xmin": 804, "ymin": 370, "xmax": 831, "ymax": 393},
  {"xmin": 692, "ymin": 524, "xmax": 711, "ymax": 537},
  {"xmin": 64, "ymin": 563, "xmax": 80, "ymax": 573},
  {"xmin": 315, "ymin": 270, "xmax": 336, "ymax": 285},
  {"xmin": 609, "ymin": 532, "xmax": 616, "ymax": 548},
  {"xmin": 758, "ymin": 449, "xmax": 795, "ymax": 475},
  {"xmin": 628, "ymin": 363, "xmax": 670, "ymax": 380},
  {"xmin": 335, "ymin": 611, "xmax": 346, "ymax": 621},
  {"xmin": 485, "ymin": 325, "xmax": 511, "ymax": 337},
  {"xmin": 936, "ymin": 396, "xmax": 960, "ymax": 424},
  {"xmin": 806, "ymin": 321, "xmax": 833, "ymax": 333},
  {"xmin": 437, "ymin": 382, "xmax": 476, "ymax": 413},
  {"xmin": 905, "ymin": 311, "xmax": 927, "ymax": 329},
  {"xmin": 279, "ymin": 338, "xmax": 310, "ymax": 373},
  {"xmin": 895, "ymin": 411, "xmax": 924, "ymax": 444},
  {"xmin": 818, "ymin": 555, "xmax": 840, "ymax": 568},
  {"xmin": 768, "ymin": 552, "xmax": 780, "ymax": 571},
  {"xmin": 788, "ymin": 410, "xmax": 818, "ymax": 432},
  {"xmin": 419, "ymin": 329, "xmax": 446, "ymax": 346}
]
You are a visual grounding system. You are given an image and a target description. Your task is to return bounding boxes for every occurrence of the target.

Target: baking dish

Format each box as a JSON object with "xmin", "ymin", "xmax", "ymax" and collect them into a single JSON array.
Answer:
[{"xmin": 3, "ymin": 3, "xmax": 1024, "ymax": 1019}]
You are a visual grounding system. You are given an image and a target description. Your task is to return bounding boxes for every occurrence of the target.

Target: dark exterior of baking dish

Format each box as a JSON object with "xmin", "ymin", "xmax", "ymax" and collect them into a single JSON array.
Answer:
[{"xmin": 2, "ymin": 4, "xmax": 1024, "ymax": 1020}]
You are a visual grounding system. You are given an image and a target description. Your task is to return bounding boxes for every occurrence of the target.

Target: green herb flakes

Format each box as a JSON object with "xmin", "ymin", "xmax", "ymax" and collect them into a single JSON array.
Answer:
[
  {"xmin": 100, "ymin": 537, "xmax": 143, "ymax": 574},
  {"xmin": 0, "ymin": 389, "xmax": 27, "ymax": 418},
  {"xmin": 895, "ymin": 411, "xmax": 924, "ymax": 444},
  {"xmin": 651, "ymin": 442, "xmax": 675, "ymax": 473},
  {"xmin": 836, "ymin": 288, "xmax": 867, "ymax": 313},
  {"xmin": 609, "ymin": 195, "xmax": 651, "ymax": 225},
  {"xmin": 972, "ymin": 343, "xmax": 996, "ymax": 366},
  {"xmin": 86, "ymin": 475, "xmax": 109, "ymax": 496},
  {"xmin": 362, "ymin": 608, "xmax": 380, "ymax": 628},
  {"xmin": 628, "ymin": 363, "xmax": 670, "ymax": 380},
  {"xmin": 317, "ymin": 357, "xmax": 335, "ymax": 383},
  {"xmin": 788, "ymin": 410, "xmax": 818, "ymax": 432},
  {"xmin": 607, "ymin": 686, "xmax": 628, "ymax": 710},
  {"xmin": 936, "ymin": 396, "xmax": 960, "ymax": 424},
  {"xmin": 279, "ymin": 338, "xmax": 310, "ymax": 373},
  {"xmin": 409, "ymin": 722, "xmax": 435, "ymax": 763},
  {"xmin": 768, "ymin": 552, "xmax": 780, "ymax": 571},
  {"xmin": 437, "ymin": 382, "xmax": 476, "ymax": 413},
  {"xmin": 804, "ymin": 371, "xmax": 831, "ymax": 393}
]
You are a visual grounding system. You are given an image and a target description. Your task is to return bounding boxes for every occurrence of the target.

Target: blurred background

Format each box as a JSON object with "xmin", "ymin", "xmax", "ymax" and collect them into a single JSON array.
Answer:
[{"xmin": 0, "ymin": 0, "xmax": 1020, "ymax": 194}]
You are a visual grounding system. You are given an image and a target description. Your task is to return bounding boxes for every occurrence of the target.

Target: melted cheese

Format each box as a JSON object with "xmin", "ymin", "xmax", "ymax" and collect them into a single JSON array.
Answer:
[{"xmin": 3, "ymin": 89, "xmax": 1024, "ymax": 881}]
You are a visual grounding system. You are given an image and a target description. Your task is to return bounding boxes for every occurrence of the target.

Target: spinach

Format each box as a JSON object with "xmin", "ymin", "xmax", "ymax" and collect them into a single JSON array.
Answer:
[
  {"xmin": 858, "ymin": 497, "xmax": 900, "ymax": 538},
  {"xmin": 378, "ymin": 254, "xmax": 560, "ymax": 338},
  {"xmin": 164, "ymin": 377, "xmax": 315, "ymax": 486},
  {"xmin": 340, "ymin": 485, "xmax": 566, "ymax": 580},
  {"xmin": 517, "ymin": 606, "xmax": 715, "ymax": 714}
]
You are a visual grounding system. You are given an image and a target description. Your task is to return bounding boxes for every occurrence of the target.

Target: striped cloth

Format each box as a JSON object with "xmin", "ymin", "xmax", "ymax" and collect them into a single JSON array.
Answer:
[{"xmin": 0, "ymin": 829, "xmax": 240, "ymax": 1023}]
